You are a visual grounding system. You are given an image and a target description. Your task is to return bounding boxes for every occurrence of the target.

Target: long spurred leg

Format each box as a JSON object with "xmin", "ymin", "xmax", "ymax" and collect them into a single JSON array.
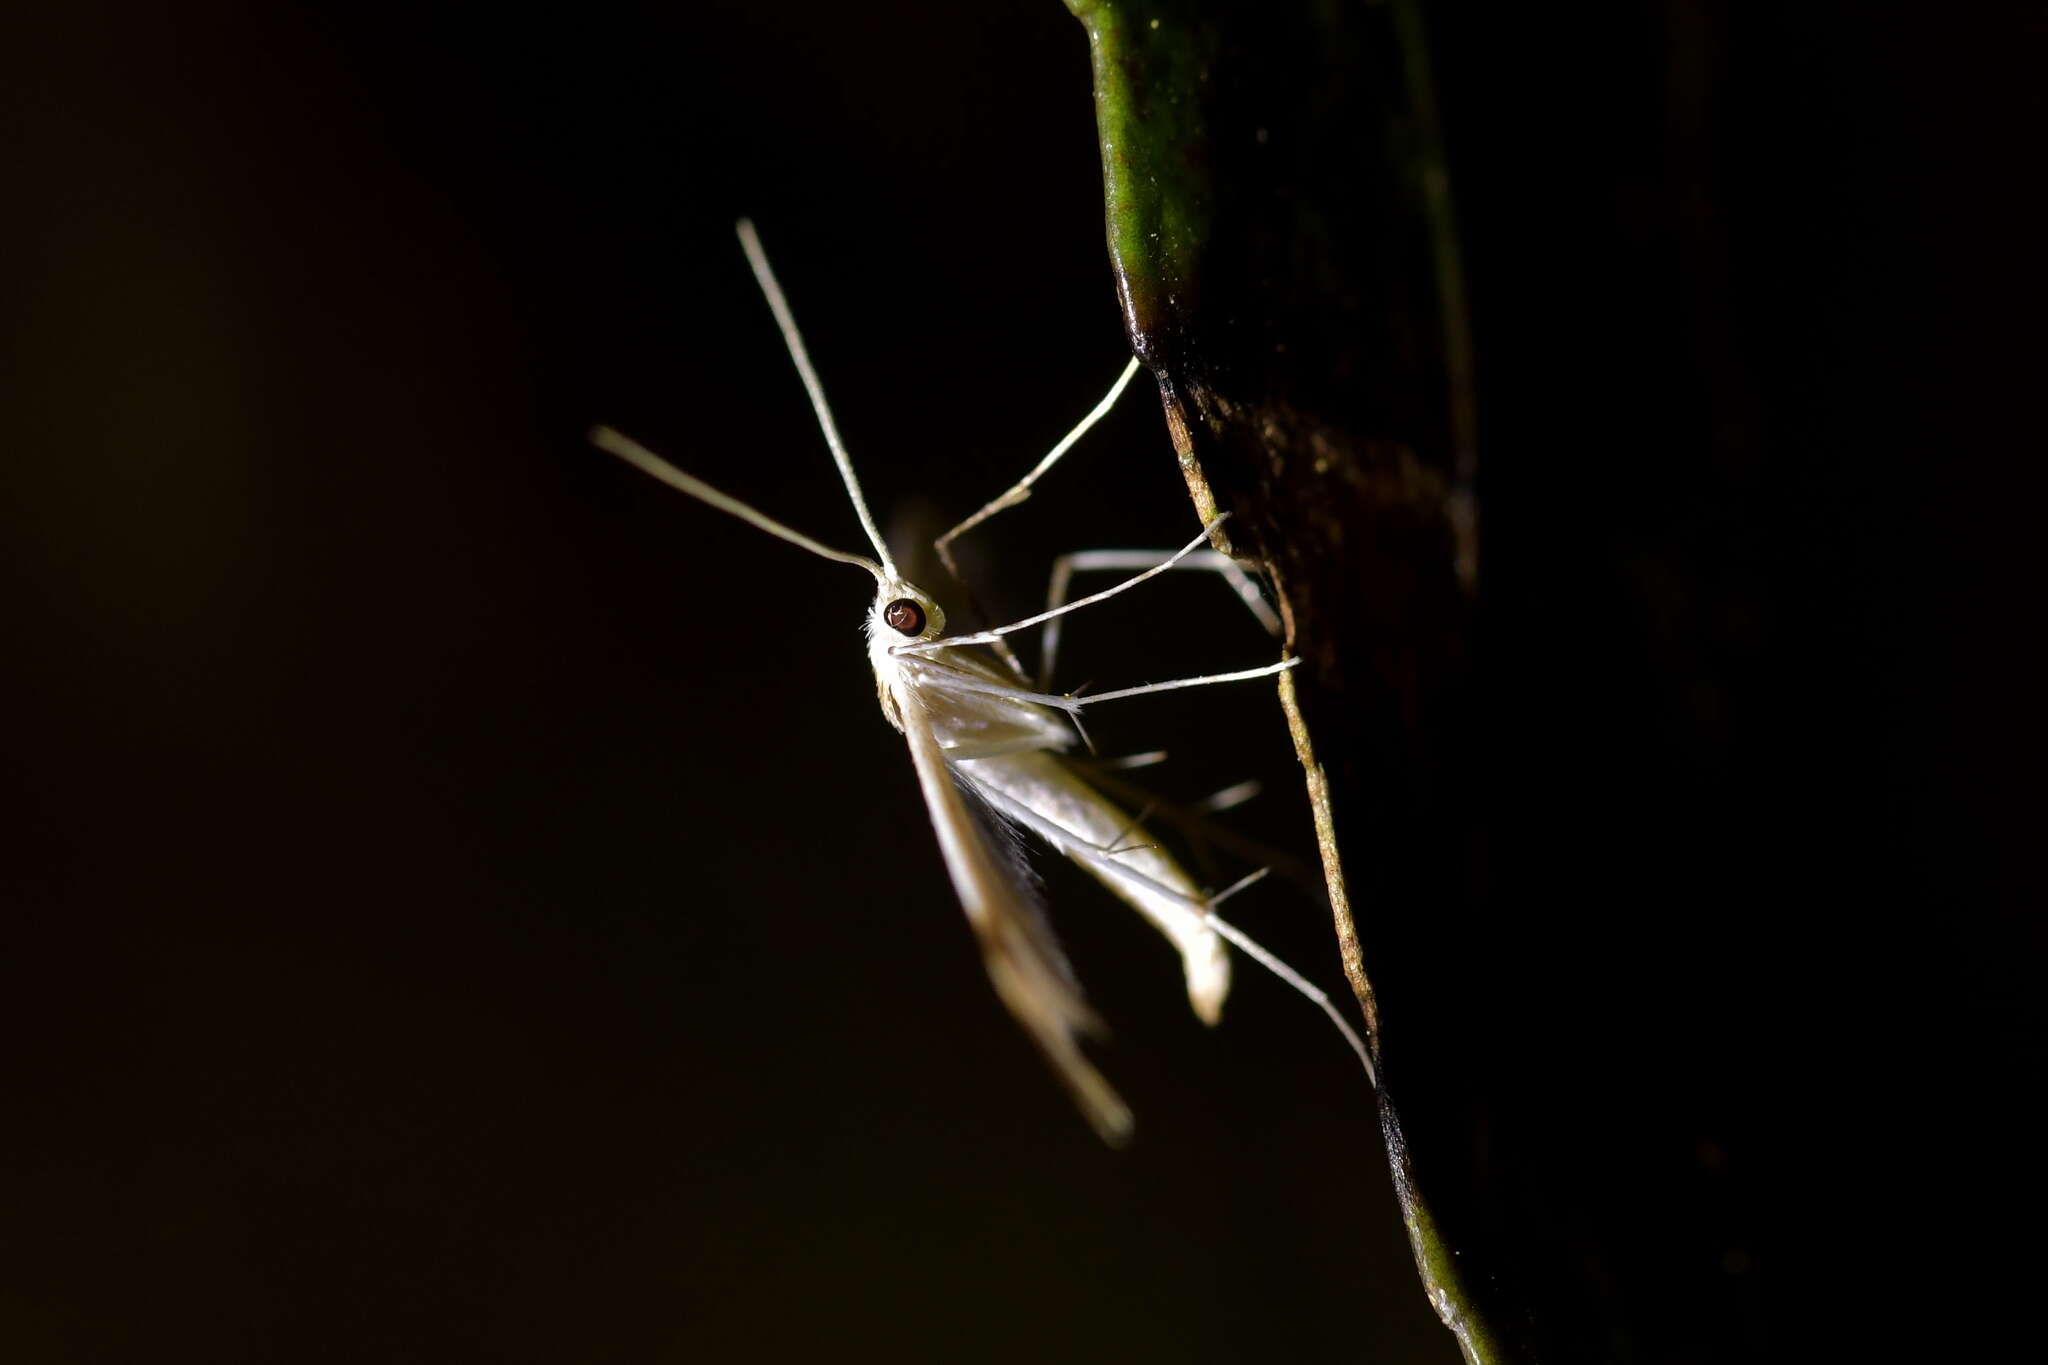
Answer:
[
  {"xmin": 902, "ymin": 648, "xmax": 1297, "ymax": 714},
  {"xmin": 966, "ymin": 779, "xmax": 1374, "ymax": 1085},
  {"xmin": 925, "ymin": 358, "xmax": 1144, "ymax": 678},
  {"xmin": 1039, "ymin": 548, "xmax": 1281, "ymax": 688},
  {"xmin": 899, "ymin": 516, "xmax": 1241, "ymax": 663},
  {"xmin": 1072, "ymin": 659, "xmax": 1299, "ymax": 706},
  {"xmin": 899, "ymin": 517, "xmax": 1296, "ymax": 706}
]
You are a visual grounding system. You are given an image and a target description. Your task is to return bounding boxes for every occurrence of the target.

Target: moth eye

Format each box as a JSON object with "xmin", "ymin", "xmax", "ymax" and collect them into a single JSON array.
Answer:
[{"xmin": 883, "ymin": 598, "xmax": 926, "ymax": 636}]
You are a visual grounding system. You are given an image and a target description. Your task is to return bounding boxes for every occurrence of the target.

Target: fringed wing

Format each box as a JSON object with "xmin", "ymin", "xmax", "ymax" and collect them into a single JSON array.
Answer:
[{"xmin": 896, "ymin": 685, "xmax": 1134, "ymax": 1144}]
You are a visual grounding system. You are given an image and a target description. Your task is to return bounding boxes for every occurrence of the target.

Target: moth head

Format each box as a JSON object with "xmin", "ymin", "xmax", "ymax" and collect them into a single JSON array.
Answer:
[{"xmin": 871, "ymin": 582, "xmax": 945, "ymax": 641}]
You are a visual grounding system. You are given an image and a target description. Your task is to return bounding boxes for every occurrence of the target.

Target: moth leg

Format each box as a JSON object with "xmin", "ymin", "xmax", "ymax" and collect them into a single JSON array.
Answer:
[
  {"xmin": 903, "ymin": 658, "xmax": 1085, "ymax": 713},
  {"xmin": 933, "ymin": 357, "xmax": 1144, "ymax": 579},
  {"xmin": 1062, "ymin": 756, "xmax": 1325, "ymax": 900},
  {"xmin": 1040, "ymin": 548, "xmax": 1281, "ymax": 688},
  {"xmin": 914, "ymin": 648, "xmax": 1291, "ymax": 727},
  {"xmin": 1197, "ymin": 870, "xmax": 1376, "ymax": 1085},
  {"xmin": 930, "ymin": 358, "xmax": 1144, "ymax": 678},
  {"xmin": 906, "ymin": 604, "xmax": 1297, "ymax": 709},
  {"xmin": 897, "ymin": 516, "xmax": 1232, "ymax": 663},
  {"xmin": 967, "ymin": 778, "xmax": 1373, "ymax": 1084},
  {"xmin": 960, "ymin": 768, "xmax": 1230, "ymax": 1024},
  {"xmin": 1072, "ymin": 657, "xmax": 1301, "ymax": 707}
]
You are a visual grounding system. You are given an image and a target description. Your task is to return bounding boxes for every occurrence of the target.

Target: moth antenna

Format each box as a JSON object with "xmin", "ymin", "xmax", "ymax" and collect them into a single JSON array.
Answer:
[
  {"xmin": 735, "ymin": 219, "xmax": 899, "ymax": 579},
  {"xmin": 591, "ymin": 426, "xmax": 883, "ymax": 578}
]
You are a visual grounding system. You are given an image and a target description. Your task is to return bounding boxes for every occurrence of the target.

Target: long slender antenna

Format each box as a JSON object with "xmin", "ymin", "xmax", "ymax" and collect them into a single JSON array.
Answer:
[
  {"xmin": 735, "ymin": 219, "xmax": 899, "ymax": 579},
  {"xmin": 591, "ymin": 426, "xmax": 883, "ymax": 577}
]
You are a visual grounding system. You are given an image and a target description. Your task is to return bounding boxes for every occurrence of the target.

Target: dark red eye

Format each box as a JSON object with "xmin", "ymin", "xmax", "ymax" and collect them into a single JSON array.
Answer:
[{"xmin": 883, "ymin": 598, "xmax": 926, "ymax": 636}]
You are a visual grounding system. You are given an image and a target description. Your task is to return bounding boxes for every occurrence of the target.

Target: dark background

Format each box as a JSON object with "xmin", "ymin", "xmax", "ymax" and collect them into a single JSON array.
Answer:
[{"xmin": 2, "ymin": 2, "xmax": 2037, "ymax": 1362}]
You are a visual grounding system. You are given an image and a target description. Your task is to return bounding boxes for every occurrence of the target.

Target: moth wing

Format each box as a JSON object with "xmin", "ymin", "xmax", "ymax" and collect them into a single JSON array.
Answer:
[
  {"xmin": 953, "ymin": 749, "xmax": 1233, "ymax": 1027},
  {"xmin": 897, "ymin": 687, "xmax": 1134, "ymax": 1144}
]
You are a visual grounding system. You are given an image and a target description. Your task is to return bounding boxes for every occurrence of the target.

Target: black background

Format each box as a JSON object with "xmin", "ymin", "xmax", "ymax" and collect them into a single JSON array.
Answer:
[{"xmin": 2, "ymin": 2, "xmax": 2037, "ymax": 1362}]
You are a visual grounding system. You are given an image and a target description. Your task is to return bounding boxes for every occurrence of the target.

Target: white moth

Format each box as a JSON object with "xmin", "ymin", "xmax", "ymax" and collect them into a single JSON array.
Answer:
[{"xmin": 594, "ymin": 220, "xmax": 1369, "ymax": 1142}]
